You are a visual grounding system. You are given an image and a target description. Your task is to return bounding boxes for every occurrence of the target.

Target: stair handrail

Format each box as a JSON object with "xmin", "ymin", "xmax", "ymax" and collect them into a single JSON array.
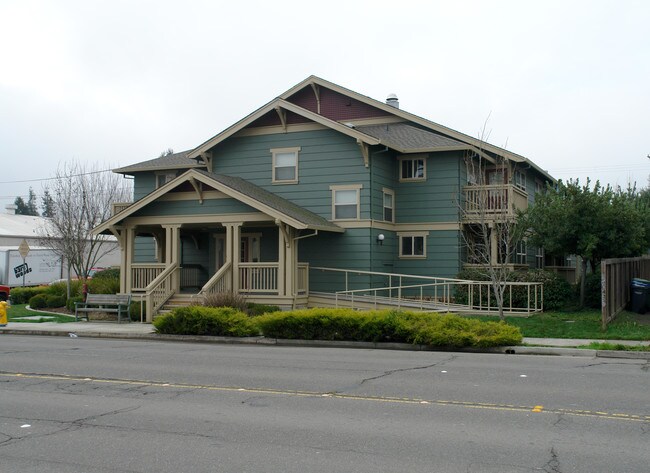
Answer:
[
  {"xmin": 195, "ymin": 261, "xmax": 233, "ymax": 301},
  {"xmin": 144, "ymin": 262, "xmax": 178, "ymax": 320}
]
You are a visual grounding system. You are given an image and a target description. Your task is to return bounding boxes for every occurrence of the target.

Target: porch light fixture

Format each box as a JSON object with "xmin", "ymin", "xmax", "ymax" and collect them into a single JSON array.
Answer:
[{"xmin": 377, "ymin": 234, "xmax": 385, "ymax": 245}]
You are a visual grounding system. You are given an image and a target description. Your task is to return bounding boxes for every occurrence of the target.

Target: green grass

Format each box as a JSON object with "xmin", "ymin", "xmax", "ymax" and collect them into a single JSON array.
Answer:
[
  {"xmin": 472, "ymin": 310, "xmax": 650, "ymax": 340},
  {"xmin": 7, "ymin": 304, "xmax": 76, "ymax": 324},
  {"xmin": 578, "ymin": 342, "xmax": 650, "ymax": 352}
]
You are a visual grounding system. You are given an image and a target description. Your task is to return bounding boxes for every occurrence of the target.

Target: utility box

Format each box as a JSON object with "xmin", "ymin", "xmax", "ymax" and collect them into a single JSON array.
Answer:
[{"xmin": 0, "ymin": 247, "xmax": 63, "ymax": 287}]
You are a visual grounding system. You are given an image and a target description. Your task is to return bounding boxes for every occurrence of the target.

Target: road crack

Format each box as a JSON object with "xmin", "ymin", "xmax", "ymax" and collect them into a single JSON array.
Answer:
[
  {"xmin": 358, "ymin": 355, "xmax": 457, "ymax": 386},
  {"xmin": 541, "ymin": 447, "xmax": 562, "ymax": 473}
]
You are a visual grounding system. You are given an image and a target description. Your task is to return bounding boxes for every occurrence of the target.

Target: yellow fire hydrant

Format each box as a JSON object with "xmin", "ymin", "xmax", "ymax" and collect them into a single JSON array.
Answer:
[{"xmin": 0, "ymin": 300, "xmax": 8, "ymax": 326}]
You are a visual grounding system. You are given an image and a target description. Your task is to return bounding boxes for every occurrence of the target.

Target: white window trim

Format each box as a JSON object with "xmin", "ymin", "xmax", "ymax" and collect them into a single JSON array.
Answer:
[
  {"xmin": 398, "ymin": 155, "xmax": 427, "ymax": 182},
  {"xmin": 330, "ymin": 184, "xmax": 362, "ymax": 221},
  {"xmin": 271, "ymin": 147, "xmax": 300, "ymax": 184},
  {"xmin": 515, "ymin": 240, "xmax": 527, "ymax": 265},
  {"xmin": 155, "ymin": 171, "xmax": 178, "ymax": 188},
  {"xmin": 382, "ymin": 187, "xmax": 395, "ymax": 223},
  {"xmin": 397, "ymin": 231, "xmax": 428, "ymax": 259}
]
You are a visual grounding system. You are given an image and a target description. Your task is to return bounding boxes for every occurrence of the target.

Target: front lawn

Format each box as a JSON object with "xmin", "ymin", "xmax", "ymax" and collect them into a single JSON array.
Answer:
[
  {"xmin": 7, "ymin": 304, "xmax": 76, "ymax": 324},
  {"xmin": 474, "ymin": 310, "xmax": 650, "ymax": 340}
]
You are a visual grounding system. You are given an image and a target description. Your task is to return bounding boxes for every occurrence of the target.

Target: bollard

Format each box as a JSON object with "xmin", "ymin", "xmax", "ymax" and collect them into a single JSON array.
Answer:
[{"xmin": 0, "ymin": 300, "xmax": 8, "ymax": 326}]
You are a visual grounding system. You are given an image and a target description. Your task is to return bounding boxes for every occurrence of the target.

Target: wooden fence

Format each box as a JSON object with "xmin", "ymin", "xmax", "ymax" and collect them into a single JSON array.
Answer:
[{"xmin": 601, "ymin": 256, "xmax": 650, "ymax": 328}]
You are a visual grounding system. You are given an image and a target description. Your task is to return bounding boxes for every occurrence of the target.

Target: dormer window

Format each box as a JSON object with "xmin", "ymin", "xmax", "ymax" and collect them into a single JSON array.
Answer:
[{"xmin": 272, "ymin": 147, "xmax": 300, "ymax": 184}]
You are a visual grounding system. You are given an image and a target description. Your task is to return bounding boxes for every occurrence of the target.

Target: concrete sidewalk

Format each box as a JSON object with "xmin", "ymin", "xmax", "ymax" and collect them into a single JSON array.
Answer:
[{"xmin": 1, "ymin": 321, "xmax": 649, "ymax": 359}]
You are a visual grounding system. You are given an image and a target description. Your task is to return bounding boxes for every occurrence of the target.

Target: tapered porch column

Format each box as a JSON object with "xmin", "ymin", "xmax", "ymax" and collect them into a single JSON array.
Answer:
[{"xmin": 224, "ymin": 223, "xmax": 242, "ymax": 292}]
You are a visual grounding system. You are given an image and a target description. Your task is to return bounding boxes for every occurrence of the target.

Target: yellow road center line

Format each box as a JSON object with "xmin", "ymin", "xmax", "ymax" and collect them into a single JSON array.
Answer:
[{"xmin": 1, "ymin": 372, "xmax": 647, "ymax": 423}]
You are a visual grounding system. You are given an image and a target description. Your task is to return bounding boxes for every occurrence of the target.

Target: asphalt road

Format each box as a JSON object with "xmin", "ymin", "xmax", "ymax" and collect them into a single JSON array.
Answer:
[{"xmin": 0, "ymin": 335, "xmax": 648, "ymax": 473}]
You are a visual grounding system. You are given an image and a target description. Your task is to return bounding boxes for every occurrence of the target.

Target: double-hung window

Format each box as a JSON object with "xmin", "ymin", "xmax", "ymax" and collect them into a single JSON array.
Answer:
[
  {"xmin": 382, "ymin": 188, "xmax": 394, "ymax": 222},
  {"xmin": 399, "ymin": 156, "xmax": 426, "ymax": 181},
  {"xmin": 398, "ymin": 232, "xmax": 427, "ymax": 258},
  {"xmin": 271, "ymin": 147, "xmax": 300, "ymax": 184},
  {"xmin": 330, "ymin": 184, "xmax": 362, "ymax": 220},
  {"xmin": 513, "ymin": 170, "xmax": 526, "ymax": 191}
]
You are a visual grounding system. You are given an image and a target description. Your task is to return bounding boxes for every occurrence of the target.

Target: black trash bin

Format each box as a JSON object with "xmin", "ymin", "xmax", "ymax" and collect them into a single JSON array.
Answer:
[{"xmin": 630, "ymin": 278, "xmax": 650, "ymax": 314}]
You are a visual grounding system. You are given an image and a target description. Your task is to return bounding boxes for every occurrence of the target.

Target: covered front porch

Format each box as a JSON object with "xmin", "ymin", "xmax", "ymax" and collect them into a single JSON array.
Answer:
[
  {"xmin": 122, "ymin": 221, "xmax": 310, "ymax": 321},
  {"xmin": 94, "ymin": 169, "xmax": 344, "ymax": 322}
]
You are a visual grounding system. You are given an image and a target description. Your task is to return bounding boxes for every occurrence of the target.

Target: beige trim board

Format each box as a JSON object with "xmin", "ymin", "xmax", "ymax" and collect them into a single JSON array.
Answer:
[
  {"xmin": 234, "ymin": 123, "xmax": 328, "ymax": 137},
  {"xmin": 123, "ymin": 212, "xmax": 271, "ymax": 227},
  {"xmin": 158, "ymin": 190, "xmax": 229, "ymax": 202},
  {"xmin": 341, "ymin": 116, "xmax": 406, "ymax": 126},
  {"xmin": 332, "ymin": 220, "xmax": 461, "ymax": 231}
]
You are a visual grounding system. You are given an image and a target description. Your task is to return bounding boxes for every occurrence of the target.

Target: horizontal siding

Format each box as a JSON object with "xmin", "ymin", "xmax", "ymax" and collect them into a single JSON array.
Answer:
[
  {"xmin": 132, "ymin": 198, "xmax": 257, "ymax": 217},
  {"xmin": 212, "ymin": 129, "xmax": 370, "ymax": 220},
  {"xmin": 395, "ymin": 152, "xmax": 462, "ymax": 223},
  {"xmin": 134, "ymin": 236, "xmax": 156, "ymax": 263}
]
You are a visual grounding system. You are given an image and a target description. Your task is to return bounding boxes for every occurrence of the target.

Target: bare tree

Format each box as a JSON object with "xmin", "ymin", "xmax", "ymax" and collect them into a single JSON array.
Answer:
[
  {"xmin": 39, "ymin": 161, "xmax": 131, "ymax": 292},
  {"xmin": 459, "ymin": 143, "xmax": 526, "ymax": 320}
]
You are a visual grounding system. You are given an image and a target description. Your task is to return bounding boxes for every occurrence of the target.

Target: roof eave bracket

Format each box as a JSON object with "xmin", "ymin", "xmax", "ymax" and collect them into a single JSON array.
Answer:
[
  {"xmin": 357, "ymin": 140, "xmax": 370, "ymax": 168},
  {"xmin": 275, "ymin": 106, "xmax": 287, "ymax": 132},
  {"xmin": 188, "ymin": 177, "xmax": 204, "ymax": 204}
]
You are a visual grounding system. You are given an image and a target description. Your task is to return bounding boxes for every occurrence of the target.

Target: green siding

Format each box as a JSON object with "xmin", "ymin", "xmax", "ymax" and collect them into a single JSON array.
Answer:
[
  {"xmin": 131, "ymin": 198, "xmax": 257, "ymax": 217},
  {"xmin": 212, "ymin": 129, "xmax": 370, "ymax": 220},
  {"xmin": 134, "ymin": 236, "xmax": 156, "ymax": 263}
]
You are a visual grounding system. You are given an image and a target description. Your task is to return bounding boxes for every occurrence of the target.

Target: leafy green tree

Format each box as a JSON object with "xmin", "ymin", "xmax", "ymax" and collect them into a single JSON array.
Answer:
[
  {"xmin": 523, "ymin": 179, "xmax": 647, "ymax": 306},
  {"xmin": 14, "ymin": 187, "xmax": 39, "ymax": 216}
]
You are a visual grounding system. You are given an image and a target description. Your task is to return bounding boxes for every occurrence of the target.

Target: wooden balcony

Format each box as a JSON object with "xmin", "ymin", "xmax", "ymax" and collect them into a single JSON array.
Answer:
[{"xmin": 462, "ymin": 184, "xmax": 528, "ymax": 221}]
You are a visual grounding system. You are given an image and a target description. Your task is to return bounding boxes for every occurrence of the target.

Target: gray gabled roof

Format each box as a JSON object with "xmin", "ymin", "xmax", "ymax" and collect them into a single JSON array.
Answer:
[
  {"xmin": 114, "ymin": 150, "xmax": 202, "ymax": 174},
  {"xmin": 94, "ymin": 168, "xmax": 344, "ymax": 235},
  {"xmin": 195, "ymin": 170, "xmax": 342, "ymax": 232},
  {"xmin": 355, "ymin": 123, "xmax": 469, "ymax": 153}
]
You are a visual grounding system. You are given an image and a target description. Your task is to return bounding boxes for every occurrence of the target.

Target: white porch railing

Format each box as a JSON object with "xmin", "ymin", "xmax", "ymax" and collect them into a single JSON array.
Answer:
[
  {"xmin": 144, "ymin": 263, "xmax": 178, "ymax": 320},
  {"xmin": 132, "ymin": 264, "xmax": 166, "ymax": 291},
  {"xmin": 463, "ymin": 184, "xmax": 528, "ymax": 219},
  {"xmin": 239, "ymin": 263, "xmax": 279, "ymax": 294},
  {"xmin": 311, "ymin": 267, "xmax": 543, "ymax": 315}
]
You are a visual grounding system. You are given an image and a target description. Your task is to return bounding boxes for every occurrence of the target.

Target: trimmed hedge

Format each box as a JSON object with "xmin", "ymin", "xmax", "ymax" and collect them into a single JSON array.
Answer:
[
  {"xmin": 28, "ymin": 294, "xmax": 49, "ymax": 309},
  {"xmin": 155, "ymin": 307, "xmax": 522, "ymax": 347},
  {"xmin": 255, "ymin": 309, "xmax": 522, "ymax": 348},
  {"xmin": 153, "ymin": 306, "xmax": 258, "ymax": 337},
  {"xmin": 10, "ymin": 286, "xmax": 50, "ymax": 304}
]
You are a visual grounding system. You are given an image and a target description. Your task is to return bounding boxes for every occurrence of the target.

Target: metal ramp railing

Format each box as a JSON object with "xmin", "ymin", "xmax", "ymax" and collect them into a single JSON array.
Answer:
[{"xmin": 309, "ymin": 267, "xmax": 543, "ymax": 315}]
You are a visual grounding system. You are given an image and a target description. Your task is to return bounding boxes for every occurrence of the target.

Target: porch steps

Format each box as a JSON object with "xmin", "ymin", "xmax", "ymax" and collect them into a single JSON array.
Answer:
[{"xmin": 159, "ymin": 294, "xmax": 200, "ymax": 314}]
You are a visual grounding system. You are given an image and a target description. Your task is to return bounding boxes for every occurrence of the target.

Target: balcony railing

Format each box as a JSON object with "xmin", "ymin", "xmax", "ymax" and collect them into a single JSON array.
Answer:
[
  {"xmin": 463, "ymin": 184, "xmax": 528, "ymax": 220},
  {"xmin": 112, "ymin": 202, "xmax": 132, "ymax": 216}
]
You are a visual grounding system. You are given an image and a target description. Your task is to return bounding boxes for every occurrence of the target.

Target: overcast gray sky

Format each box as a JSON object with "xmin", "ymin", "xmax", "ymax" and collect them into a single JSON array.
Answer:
[{"xmin": 1, "ymin": 0, "xmax": 649, "ymax": 210}]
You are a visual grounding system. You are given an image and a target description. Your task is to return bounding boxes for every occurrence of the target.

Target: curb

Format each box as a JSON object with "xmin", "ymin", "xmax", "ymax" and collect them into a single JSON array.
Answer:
[{"xmin": 3, "ymin": 327, "xmax": 648, "ymax": 359}]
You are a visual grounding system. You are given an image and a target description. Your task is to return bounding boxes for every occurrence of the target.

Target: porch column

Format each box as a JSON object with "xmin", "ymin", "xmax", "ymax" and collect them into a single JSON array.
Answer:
[
  {"xmin": 163, "ymin": 224, "xmax": 182, "ymax": 291},
  {"xmin": 112, "ymin": 226, "xmax": 127, "ymax": 294},
  {"xmin": 277, "ymin": 222, "xmax": 297, "ymax": 298},
  {"xmin": 225, "ymin": 223, "xmax": 242, "ymax": 292},
  {"xmin": 125, "ymin": 226, "xmax": 135, "ymax": 293},
  {"xmin": 489, "ymin": 224, "xmax": 498, "ymax": 266}
]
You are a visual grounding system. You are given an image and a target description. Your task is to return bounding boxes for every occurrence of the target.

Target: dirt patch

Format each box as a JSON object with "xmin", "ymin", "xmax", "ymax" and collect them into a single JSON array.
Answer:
[{"xmin": 628, "ymin": 312, "xmax": 650, "ymax": 326}]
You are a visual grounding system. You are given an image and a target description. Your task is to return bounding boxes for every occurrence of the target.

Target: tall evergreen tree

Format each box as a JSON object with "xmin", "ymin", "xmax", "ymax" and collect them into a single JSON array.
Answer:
[
  {"xmin": 41, "ymin": 189, "xmax": 55, "ymax": 217},
  {"xmin": 14, "ymin": 187, "xmax": 39, "ymax": 216}
]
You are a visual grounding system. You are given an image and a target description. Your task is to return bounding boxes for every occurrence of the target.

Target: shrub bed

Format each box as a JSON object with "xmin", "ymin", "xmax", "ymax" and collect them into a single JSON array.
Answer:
[
  {"xmin": 255, "ymin": 309, "xmax": 521, "ymax": 348},
  {"xmin": 153, "ymin": 306, "xmax": 258, "ymax": 337}
]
